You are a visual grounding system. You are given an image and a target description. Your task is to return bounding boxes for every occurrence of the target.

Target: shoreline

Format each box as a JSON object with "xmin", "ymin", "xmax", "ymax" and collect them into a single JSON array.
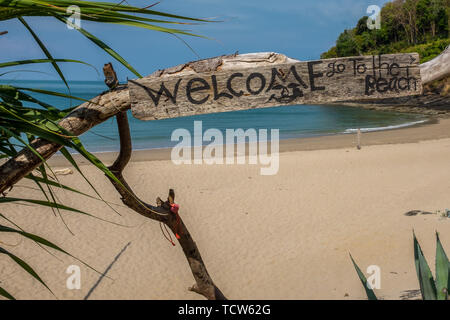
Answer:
[
  {"xmin": 48, "ymin": 116, "xmax": 450, "ymax": 167},
  {"xmin": 5, "ymin": 116, "xmax": 450, "ymax": 300}
]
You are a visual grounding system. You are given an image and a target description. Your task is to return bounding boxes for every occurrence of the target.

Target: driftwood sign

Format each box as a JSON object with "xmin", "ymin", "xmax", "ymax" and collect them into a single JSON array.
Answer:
[{"xmin": 129, "ymin": 52, "xmax": 422, "ymax": 120}]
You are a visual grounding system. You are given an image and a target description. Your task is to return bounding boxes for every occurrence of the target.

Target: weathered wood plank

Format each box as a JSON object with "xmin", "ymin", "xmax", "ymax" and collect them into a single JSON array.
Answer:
[
  {"xmin": 129, "ymin": 52, "xmax": 422, "ymax": 120},
  {"xmin": 420, "ymin": 45, "xmax": 449, "ymax": 84}
]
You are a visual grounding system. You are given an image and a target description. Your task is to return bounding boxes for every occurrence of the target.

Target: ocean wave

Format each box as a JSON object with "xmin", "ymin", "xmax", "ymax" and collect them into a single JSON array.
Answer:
[{"xmin": 343, "ymin": 120, "xmax": 427, "ymax": 134}]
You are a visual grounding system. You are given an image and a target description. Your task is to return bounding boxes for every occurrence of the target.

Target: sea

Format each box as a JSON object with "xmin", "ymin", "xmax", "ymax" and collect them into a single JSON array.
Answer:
[{"xmin": 2, "ymin": 80, "xmax": 427, "ymax": 153}]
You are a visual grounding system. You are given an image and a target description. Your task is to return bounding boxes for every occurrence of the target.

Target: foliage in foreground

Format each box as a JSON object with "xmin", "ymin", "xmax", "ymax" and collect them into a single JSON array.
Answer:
[
  {"xmin": 0, "ymin": 0, "xmax": 209, "ymax": 299},
  {"xmin": 352, "ymin": 232, "xmax": 450, "ymax": 300}
]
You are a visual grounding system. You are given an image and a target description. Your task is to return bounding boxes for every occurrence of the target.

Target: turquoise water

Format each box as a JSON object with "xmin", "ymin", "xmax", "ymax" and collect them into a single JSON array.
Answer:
[{"xmin": 1, "ymin": 80, "xmax": 426, "ymax": 152}]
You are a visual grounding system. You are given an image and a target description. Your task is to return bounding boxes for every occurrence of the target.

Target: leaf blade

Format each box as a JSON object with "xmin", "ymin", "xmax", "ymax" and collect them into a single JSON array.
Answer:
[
  {"xmin": 413, "ymin": 232, "xmax": 437, "ymax": 300},
  {"xmin": 435, "ymin": 232, "xmax": 449, "ymax": 300},
  {"xmin": 0, "ymin": 286, "xmax": 15, "ymax": 300},
  {"xmin": 0, "ymin": 246, "xmax": 53, "ymax": 296},
  {"xmin": 18, "ymin": 16, "xmax": 70, "ymax": 90},
  {"xmin": 349, "ymin": 254, "xmax": 378, "ymax": 300}
]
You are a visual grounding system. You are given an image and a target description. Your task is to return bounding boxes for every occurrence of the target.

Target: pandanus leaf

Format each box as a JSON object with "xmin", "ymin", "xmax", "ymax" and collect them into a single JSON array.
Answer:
[
  {"xmin": 413, "ymin": 232, "xmax": 437, "ymax": 300},
  {"xmin": 435, "ymin": 233, "xmax": 449, "ymax": 300},
  {"xmin": 350, "ymin": 254, "xmax": 378, "ymax": 300}
]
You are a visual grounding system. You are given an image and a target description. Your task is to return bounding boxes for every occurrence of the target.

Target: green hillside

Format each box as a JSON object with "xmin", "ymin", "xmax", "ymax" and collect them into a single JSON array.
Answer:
[{"xmin": 321, "ymin": 0, "xmax": 450, "ymax": 63}]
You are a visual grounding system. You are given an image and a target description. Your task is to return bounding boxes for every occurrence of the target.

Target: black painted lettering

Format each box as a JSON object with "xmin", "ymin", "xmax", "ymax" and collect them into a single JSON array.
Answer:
[
  {"xmin": 227, "ymin": 73, "xmax": 244, "ymax": 97},
  {"xmin": 337, "ymin": 63, "xmax": 346, "ymax": 73},
  {"xmin": 186, "ymin": 78, "xmax": 211, "ymax": 105},
  {"xmin": 288, "ymin": 66, "xmax": 308, "ymax": 88},
  {"xmin": 389, "ymin": 77, "xmax": 399, "ymax": 92},
  {"xmin": 376, "ymin": 78, "xmax": 388, "ymax": 93},
  {"xmin": 327, "ymin": 62, "xmax": 336, "ymax": 77},
  {"xmin": 357, "ymin": 64, "xmax": 367, "ymax": 74},
  {"xmin": 365, "ymin": 75, "xmax": 376, "ymax": 95},
  {"xmin": 349, "ymin": 58, "xmax": 364, "ymax": 76},
  {"xmin": 398, "ymin": 77, "xmax": 409, "ymax": 90},
  {"xmin": 379, "ymin": 62, "xmax": 390, "ymax": 78},
  {"xmin": 406, "ymin": 66, "xmax": 411, "ymax": 90},
  {"xmin": 308, "ymin": 61, "xmax": 325, "ymax": 91},
  {"xmin": 372, "ymin": 56, "xmax": 376, "ymax": 77},
  {"xmin": 408, "ymin": 77, "xmax": 417, "ymax": 90},
  {"xmin": 389, "ymin": 63, "xmax": 400, "ymax": 77},
  {"xmin": 211, "ymin": 75, "xmax": 233, "ymax": 100},
  {"xmin": 267, "ymin": 66, "xmax": 308, "ymax": 91},
  {"xmin": 145, "ymin": 79, "xmax": 181, "ymax": 107},
  {"xmin": 246, "ymin": 73, "xmax": 266, "ymax": 95}
]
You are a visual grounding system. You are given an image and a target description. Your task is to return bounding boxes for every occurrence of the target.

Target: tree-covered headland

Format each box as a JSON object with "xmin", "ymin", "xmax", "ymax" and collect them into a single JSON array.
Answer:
[{"xmin": 321, "ymin": 0, "xmax": 449, "ymax": 63}]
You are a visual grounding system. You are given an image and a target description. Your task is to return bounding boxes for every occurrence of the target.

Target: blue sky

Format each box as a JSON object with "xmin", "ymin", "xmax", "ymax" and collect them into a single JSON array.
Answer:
[{"xmin": 1, "ymin": 0, "xmax": 390, "ymax": 81}]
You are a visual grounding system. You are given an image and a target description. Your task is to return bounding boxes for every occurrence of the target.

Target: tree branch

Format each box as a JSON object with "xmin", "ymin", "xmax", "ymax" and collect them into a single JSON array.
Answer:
[
  {"xmin": 0, "ymin": 86, "xmax": 130, "ymax": 194},
  {"xmin": 1, "ymin": 51, "xmax": 447, "ymax": 299},
  {"xmin": 107, "ymin": 111, "xmax": 227, "ymax": 300},
  {"xmin": 0, "ymin": 51, "xmax": 448, "ymax": 192},
  {"xmin": 420, "ymin": 45, "xmax": 450, "ymax": 84}
]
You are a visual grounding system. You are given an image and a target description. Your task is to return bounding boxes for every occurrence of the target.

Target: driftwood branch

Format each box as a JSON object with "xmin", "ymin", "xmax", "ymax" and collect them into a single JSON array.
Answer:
[
  {"xmin": 0, "ymin": 50, "xmax": 448, "ymax": 193},
  {"xmin": 0, "ymin": 50, "xmax": 448, "ymax": 299},
  {"xmin": 420, "ymin": 45, "xmax": 450, "ymax": 84},
  {"xmin": 0, "ymin": 86, "xmax": 130, "ymax": 193},
  {"xmin": 129, "ymin": 53, "xmax": 423, "ymax": 120},
  {"xmin": 107, "ymin": 110, "xmax": 226, "ymax": 300}
]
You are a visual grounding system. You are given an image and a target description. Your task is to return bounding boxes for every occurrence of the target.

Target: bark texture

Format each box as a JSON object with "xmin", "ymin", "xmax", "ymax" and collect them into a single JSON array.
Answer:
[
  {"xmin": 420, "ymin": 45, "xmax": 450, "ymax": 84},
  {"xmin": 0, "ymin": 50, "xmax": 448, "ymax": 299},
  {"xmin": 0, "ymin": 51, "xmax": 448, "ymax": 192},
  {"xmin": 129, "ymin": 53, "xmax": 422, "ymax": 120},
  {"xmin": 0, "ymin": 86, "xmax": 130, "ymax": 194},
  {"xmin": 107, "ymin": 111, "xmax": 226, "ymax": 300}
]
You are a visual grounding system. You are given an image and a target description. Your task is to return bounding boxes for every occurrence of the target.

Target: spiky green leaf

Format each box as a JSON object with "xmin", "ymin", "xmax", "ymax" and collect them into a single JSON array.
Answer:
[
  {"xmin": 349, "ymin": 254, "xmax": 378, "ymax": 300},
  {"xmin": 435, "ymin": 233, "xmax": 449, "ymax": 300},
  {"xmin": 413, "ymin": 232, "xmax": 437, "ymax": 300},
  {"xmin": 0, "ymin": 286, "xmax": 15, "ymax": 300},
  {"xmin": 0, "ymin": 246, "xmax": 53, "ymax": 295}
]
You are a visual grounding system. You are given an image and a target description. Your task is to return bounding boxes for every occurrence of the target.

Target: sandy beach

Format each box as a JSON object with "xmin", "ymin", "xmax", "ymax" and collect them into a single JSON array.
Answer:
[{"xmin": 1, "ymin": 117, "xmax": 450, "ymax": 300}]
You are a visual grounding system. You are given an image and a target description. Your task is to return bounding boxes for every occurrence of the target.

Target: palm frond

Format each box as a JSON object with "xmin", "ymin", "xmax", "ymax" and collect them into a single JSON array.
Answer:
[
  {"xmin": 0, "ymin": 0, "xmax": 213, "ymax": 300},
  {"xmin": 18, "ymin": 16, "xmax": 70, "ymax": 89},
  {"xmin": 1, "ymin": 0, "xmax": 212, "ymax": 77}
]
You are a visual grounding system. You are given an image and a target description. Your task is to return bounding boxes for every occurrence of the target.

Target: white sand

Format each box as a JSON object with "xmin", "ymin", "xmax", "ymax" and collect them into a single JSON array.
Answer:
[{"xmin": 1, "ymin": 121, "xmax": 450, "ymax": 300}]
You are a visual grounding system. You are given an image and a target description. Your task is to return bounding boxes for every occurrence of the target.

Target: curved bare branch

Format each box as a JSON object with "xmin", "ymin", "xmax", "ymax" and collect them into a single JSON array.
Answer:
[
  {"xmin": 107, "ymin": 111, "xmax": 227, "ymax": 300},
  {"xmin": 0, "ymin": 51, "xmax": 448, "ymax": 193}
]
